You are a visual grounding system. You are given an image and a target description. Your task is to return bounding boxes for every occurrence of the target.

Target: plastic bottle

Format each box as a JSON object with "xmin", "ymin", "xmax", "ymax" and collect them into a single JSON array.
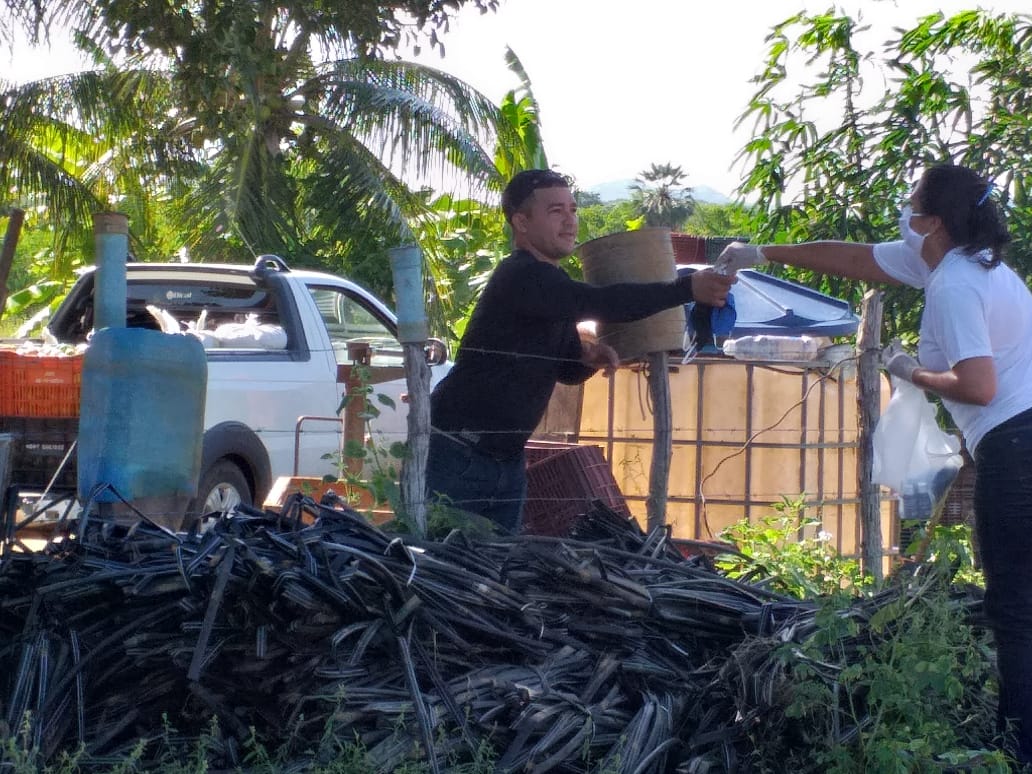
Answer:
[
  {"xmin": 723, "ymin": 335, "xmax": 819, "ymax": 362},
  {"xmin": 899, "ymin": 474, "xmax": 934, "ymax": 520},
  {"xmin": 914, "ymin": 480, "xmax": 932, "ymax": 520},
  {"xmin": 900, "ymin": 481, "xmax": 918, "ymax": 520}
]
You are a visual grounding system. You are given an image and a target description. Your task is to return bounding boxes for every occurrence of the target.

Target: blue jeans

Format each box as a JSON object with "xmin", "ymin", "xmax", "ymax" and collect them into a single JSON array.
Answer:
[
  {"xmin": 974, "ymin": 407, "xmax": 1032, "ymax": 762},
  {"xmin": 425, "ymin": 432, "xmax": 526, "ymax": 534}
]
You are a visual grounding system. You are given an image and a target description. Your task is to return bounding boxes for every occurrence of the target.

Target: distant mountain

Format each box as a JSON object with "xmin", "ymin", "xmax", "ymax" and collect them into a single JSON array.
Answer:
[
  {"xmin": 586, "ymin": 179, "xmax": 637, "ymax": 203},
  {"xmin": 693, "ymin": 185, "xmax": 731, "ymax": 205},
  {"xmin": 586, "ymin": 179, "xmax": 730, "ymax": 205}
]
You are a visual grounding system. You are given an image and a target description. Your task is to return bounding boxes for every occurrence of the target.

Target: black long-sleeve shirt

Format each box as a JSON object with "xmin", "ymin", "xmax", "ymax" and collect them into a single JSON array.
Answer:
[{"xmin": 430, "ymin": 249, "xmax": 697, "ymax": 458}]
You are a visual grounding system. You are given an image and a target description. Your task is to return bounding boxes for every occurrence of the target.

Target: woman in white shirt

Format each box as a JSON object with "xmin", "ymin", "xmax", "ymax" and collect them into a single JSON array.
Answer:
[{"xmin": 719, "ymin": 163, "xmax": 1032, "ymax": 764}]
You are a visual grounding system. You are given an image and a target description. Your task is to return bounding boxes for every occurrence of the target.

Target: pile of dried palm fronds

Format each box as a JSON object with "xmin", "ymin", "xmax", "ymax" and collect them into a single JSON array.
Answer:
[{"xmin": 0, "ymin": 498, "xmax": 986, "ymax": 772}]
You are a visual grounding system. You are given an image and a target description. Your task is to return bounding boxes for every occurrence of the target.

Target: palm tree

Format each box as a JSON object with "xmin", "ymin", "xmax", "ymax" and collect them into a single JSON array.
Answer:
[
  {"xmin": 172, "ymin": 53, "xmax": 508, "ymax": 266},
  {"xmin": 0, "ymin": 67, "xmax": 198, "ymax": 289},
  {"xmin": 631, "ymin": 162, "xmax": 695, "ymax": 229},
  {"xmin": 0, "ymin": 1, "xmax": 511, "ymax": 292}
]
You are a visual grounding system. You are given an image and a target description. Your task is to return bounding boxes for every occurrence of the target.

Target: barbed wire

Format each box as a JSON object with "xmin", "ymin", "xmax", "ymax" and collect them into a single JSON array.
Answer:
[
  {"xmin": 696, "ymin": 353, "xmax": 863, "ymax": 538},
  {"xmin": 348, "ymin": 347, "xmax": 868, "ymax": 538}
]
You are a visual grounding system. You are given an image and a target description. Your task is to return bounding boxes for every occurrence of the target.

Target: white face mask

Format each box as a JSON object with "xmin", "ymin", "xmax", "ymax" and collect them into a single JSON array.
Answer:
[{"xmin": 898, "ymin": 205, "xmax": 927, "ymax": 254}]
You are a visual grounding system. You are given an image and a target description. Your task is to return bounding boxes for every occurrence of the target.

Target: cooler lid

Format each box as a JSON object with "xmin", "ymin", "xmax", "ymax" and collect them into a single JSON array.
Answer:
[{"xmin": 676, "ymin": 265, "xmax": 860, "ymax": 337}]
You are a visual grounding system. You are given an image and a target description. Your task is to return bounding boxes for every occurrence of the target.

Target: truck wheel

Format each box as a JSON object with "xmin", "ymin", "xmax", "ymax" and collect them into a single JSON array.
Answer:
[{"xmin": 189, "ymin": 459, "xmax": 253, "ymax": 529}]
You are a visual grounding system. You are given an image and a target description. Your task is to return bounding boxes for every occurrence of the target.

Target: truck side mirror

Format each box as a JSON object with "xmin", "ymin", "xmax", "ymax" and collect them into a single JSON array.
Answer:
[{"xmin": 424, "ymin": 338, "xmax": 449, "ymax": 366}]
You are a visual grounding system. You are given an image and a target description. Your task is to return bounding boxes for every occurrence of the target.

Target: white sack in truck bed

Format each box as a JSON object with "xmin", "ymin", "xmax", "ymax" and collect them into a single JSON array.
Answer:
[{"xmin": 146, "ymin": 306, "xmax": 286, "ymax": 350}]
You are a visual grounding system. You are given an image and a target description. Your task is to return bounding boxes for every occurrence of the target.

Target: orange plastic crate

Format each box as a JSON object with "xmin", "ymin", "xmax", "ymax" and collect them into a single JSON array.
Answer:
[{"xmin": 0, "ymin": 350, "xmax": 83, "ymax": 418}]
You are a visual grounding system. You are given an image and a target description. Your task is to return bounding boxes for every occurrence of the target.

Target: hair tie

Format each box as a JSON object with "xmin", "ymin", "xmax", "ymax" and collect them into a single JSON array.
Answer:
[{"xmin": 976, "ymin": 182, "xmax": 995, "ymax": 207}]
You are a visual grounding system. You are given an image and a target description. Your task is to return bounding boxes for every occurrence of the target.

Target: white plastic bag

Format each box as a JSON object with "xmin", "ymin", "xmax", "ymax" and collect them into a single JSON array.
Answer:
[
  {"xmin": 213, "ymin": 314, "xmax": 288, "ymax": 350},
  {"xmin": 872, "ymin": 378, "xmax": 963, "ymax": 517}
]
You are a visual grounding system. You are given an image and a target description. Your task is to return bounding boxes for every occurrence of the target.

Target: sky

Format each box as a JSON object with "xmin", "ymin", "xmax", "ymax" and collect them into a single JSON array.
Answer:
[
  {"xmin": 399, "ymin": 0, "xmax": 1030, "ymax": 197},
  {"xmin": 5, "ymin": 0, "xmax": 1030, "ymax": 198}
]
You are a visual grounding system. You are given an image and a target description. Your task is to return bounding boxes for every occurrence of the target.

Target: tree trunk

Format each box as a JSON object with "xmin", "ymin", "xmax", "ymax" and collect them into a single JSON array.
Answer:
[
  {"xmin": 857, "ymin": 290, "xmax": 884, "ymax": 581},
  {"xmin": 0, "ymin": 208, "xmax": 25, "ymax": 319},
  {"xmin": 646, "ymin": 351, "xmax": 672, "ymax": 532}
]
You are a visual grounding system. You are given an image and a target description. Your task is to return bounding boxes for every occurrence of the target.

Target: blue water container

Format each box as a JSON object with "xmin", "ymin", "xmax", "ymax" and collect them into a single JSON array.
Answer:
[{"xmin": 77, "ymin": 328, "xmax": 207, "ymax": 522}]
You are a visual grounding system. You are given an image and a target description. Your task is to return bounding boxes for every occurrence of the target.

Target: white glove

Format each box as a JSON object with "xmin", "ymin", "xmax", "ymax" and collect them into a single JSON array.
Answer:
[
  {"xmin": 882, "ymin": 341, "xmax": 920, "ymax": 383},
  {"xmin": 714, "ymin": 242, "xmax": 766, "ymax": 275}
]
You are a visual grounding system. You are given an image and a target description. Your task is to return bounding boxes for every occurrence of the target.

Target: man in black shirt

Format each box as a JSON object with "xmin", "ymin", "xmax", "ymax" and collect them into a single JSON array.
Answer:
[{"xmin": 427, "ymin": 169, "xmax": 735, "ymax": 532}]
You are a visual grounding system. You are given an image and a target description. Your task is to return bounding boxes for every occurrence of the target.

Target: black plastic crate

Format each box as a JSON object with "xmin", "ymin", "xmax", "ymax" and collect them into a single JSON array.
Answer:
[
  {"xmin": 0, "ymin": 416, "xmax": 78, "ymax": 489},
  {"xmin": 703, "ymin": 236, "xmax": 751, "ymax": 262}
]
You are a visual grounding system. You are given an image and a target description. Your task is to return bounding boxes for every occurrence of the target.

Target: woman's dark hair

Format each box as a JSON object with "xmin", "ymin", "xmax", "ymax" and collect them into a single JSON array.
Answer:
[
  {"xmin": 501, "ymin": 169, "xmax": 572, "ymax": 224},
  {"xmin": 918, "ymin": 163, "xmax": 1010, "ymax": 267}
]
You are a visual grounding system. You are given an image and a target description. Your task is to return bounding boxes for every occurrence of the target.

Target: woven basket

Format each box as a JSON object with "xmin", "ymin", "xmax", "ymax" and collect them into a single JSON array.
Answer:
[{"xmin": 577, "ymin": 228, "xmax": 686, "ymax": 360}]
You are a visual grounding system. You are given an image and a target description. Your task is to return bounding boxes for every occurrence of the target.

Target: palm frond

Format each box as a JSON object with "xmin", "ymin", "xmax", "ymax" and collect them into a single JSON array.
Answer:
[
  {"xmin": 313, "ymin": 57, "xmax": 504, "ymax": 191},
  {"xmin": 0, "ymin": 68, "xmax": 198, "ymax": 261}
]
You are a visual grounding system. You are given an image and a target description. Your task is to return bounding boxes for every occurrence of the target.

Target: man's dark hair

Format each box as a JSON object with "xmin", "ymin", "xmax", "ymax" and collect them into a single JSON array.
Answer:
[{"xmin": 501, "ymin": 169, "xmax": 572, "ymax": 224}]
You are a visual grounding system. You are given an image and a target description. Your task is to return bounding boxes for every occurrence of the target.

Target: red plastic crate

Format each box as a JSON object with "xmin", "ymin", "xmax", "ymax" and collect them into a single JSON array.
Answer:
[
  {"xmin": 522, "ymin": 444, "xmax": 630, "ymax": 537},
  {"xmin": 524, "ymin": 440, "xmax": 580, "ymax": 467},
  {"xmin": 670, "ymin": 233, "xmax": 707, "ymax": 264},
  {"xmin": 0, "ymin": 350, "xmax": 83, "ymax": 418}
]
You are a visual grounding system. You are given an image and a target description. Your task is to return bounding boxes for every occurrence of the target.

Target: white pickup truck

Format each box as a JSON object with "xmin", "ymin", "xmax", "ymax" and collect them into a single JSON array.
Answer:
[{"xmin": 4, "ymin": 255, "xmax": 450, "ymax": 524}]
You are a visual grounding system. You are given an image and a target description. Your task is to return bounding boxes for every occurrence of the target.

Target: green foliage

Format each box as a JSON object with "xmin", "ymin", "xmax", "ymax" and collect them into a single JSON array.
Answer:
[
  {"xmin": 328, "ymin": 364, "xmax": 405, "ymax": 513},
  {"xmin": 1, "ymin": 279, "xmax": 67, "ymax": 336},
  {"xmin": 681, "ymin": 200, "xmax": 755, "ymax": 238},
  {"xmin": 576, "ymin": 199, "xmax": 641, "ymax": 243},
  {"xmin": 2, "ymin": 10, "xmax": 511, "ymax": 324},
  {"xmin": 716, "ymin": 505, "xmax": 1006, "ymax": 771},
  {"xmin": 492, "ymin": 47, "xmax": 549, "ymax": 180},
  {"xmin": 0, "ymin": 69, "xmax": 190, "ymax": 287},
  {"xmin": 715, "ymin": 495, "xmax": 869, "ymax": 599},
  {"xmin": 326, "ymin": 364, "xmax": 503, "ymax": 540},
  {"xmin": 574, "ymin": 189, "xmax": 602, "ymax": 207},
  {"xmin": 36, "ymin": 1, "xmax": 497, "ymax": 68},
  {"xmin": 900, "ymin": 521, "xmax": 985, "ymax": 588},
  {"xmin": 412, "ymin": 193, "xmax": 508, "ymax": 346},
  {"xmin": 629, "ymin": 162, "xmax": 695, "ymax": 229},
  {"xmin": 782, "ymin": 570, "xmax": 1006, "ymax": 773},
  {"xmin": 1, "ymin": 706, "xmax": 500, "ymax": 772},
  {"xmin": 737, "ymin": 9, "xmax": 1032, "ymax": 341},
  {"xmin": 710, "ymin": 504, "xmax": 1000, "ymax": 771}
]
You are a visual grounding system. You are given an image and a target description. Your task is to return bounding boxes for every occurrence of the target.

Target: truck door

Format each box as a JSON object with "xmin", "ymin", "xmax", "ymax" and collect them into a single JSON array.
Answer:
[{"xmin": 305, "ymin": 284, "xmax": 411, "ymax": 468}]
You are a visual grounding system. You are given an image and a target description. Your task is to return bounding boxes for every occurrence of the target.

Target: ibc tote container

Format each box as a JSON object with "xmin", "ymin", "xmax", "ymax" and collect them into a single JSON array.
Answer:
[{"xmin": 576, "ymin": 356, "xmax": 893, "ymax": 559}]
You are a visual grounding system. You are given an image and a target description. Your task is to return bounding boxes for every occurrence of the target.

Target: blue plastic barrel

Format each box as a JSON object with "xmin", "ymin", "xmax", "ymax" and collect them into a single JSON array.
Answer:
[{"xmin": 77, "ymin": 328, "xmax": 207, "ymax": 516}]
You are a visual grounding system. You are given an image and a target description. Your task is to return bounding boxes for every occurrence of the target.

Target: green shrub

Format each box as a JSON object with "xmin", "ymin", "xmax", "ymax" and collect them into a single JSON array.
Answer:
[
  {"xmin": 714, "ymin": 495, "xmax": 870, "ymax": 599},
  {"xmin": 716, "ymin": 499, "xmax": 1009, "ymax": 772}
]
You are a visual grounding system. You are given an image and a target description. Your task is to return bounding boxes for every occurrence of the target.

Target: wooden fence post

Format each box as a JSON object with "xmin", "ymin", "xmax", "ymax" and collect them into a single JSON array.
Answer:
[
  {"xmin": 645, "ymin": 351, "xmax": 672, "ymax": 532},
  {"xmin": 402, "ymin": 344, "xmax": 430, "ymax": 535},
  {"xmin": 388, "ymin": 245, "xmax": 429, "ymax": 536},
  {"xmin": 857, "ymin": 290, "xmax": 884, "ymax": 581}
]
